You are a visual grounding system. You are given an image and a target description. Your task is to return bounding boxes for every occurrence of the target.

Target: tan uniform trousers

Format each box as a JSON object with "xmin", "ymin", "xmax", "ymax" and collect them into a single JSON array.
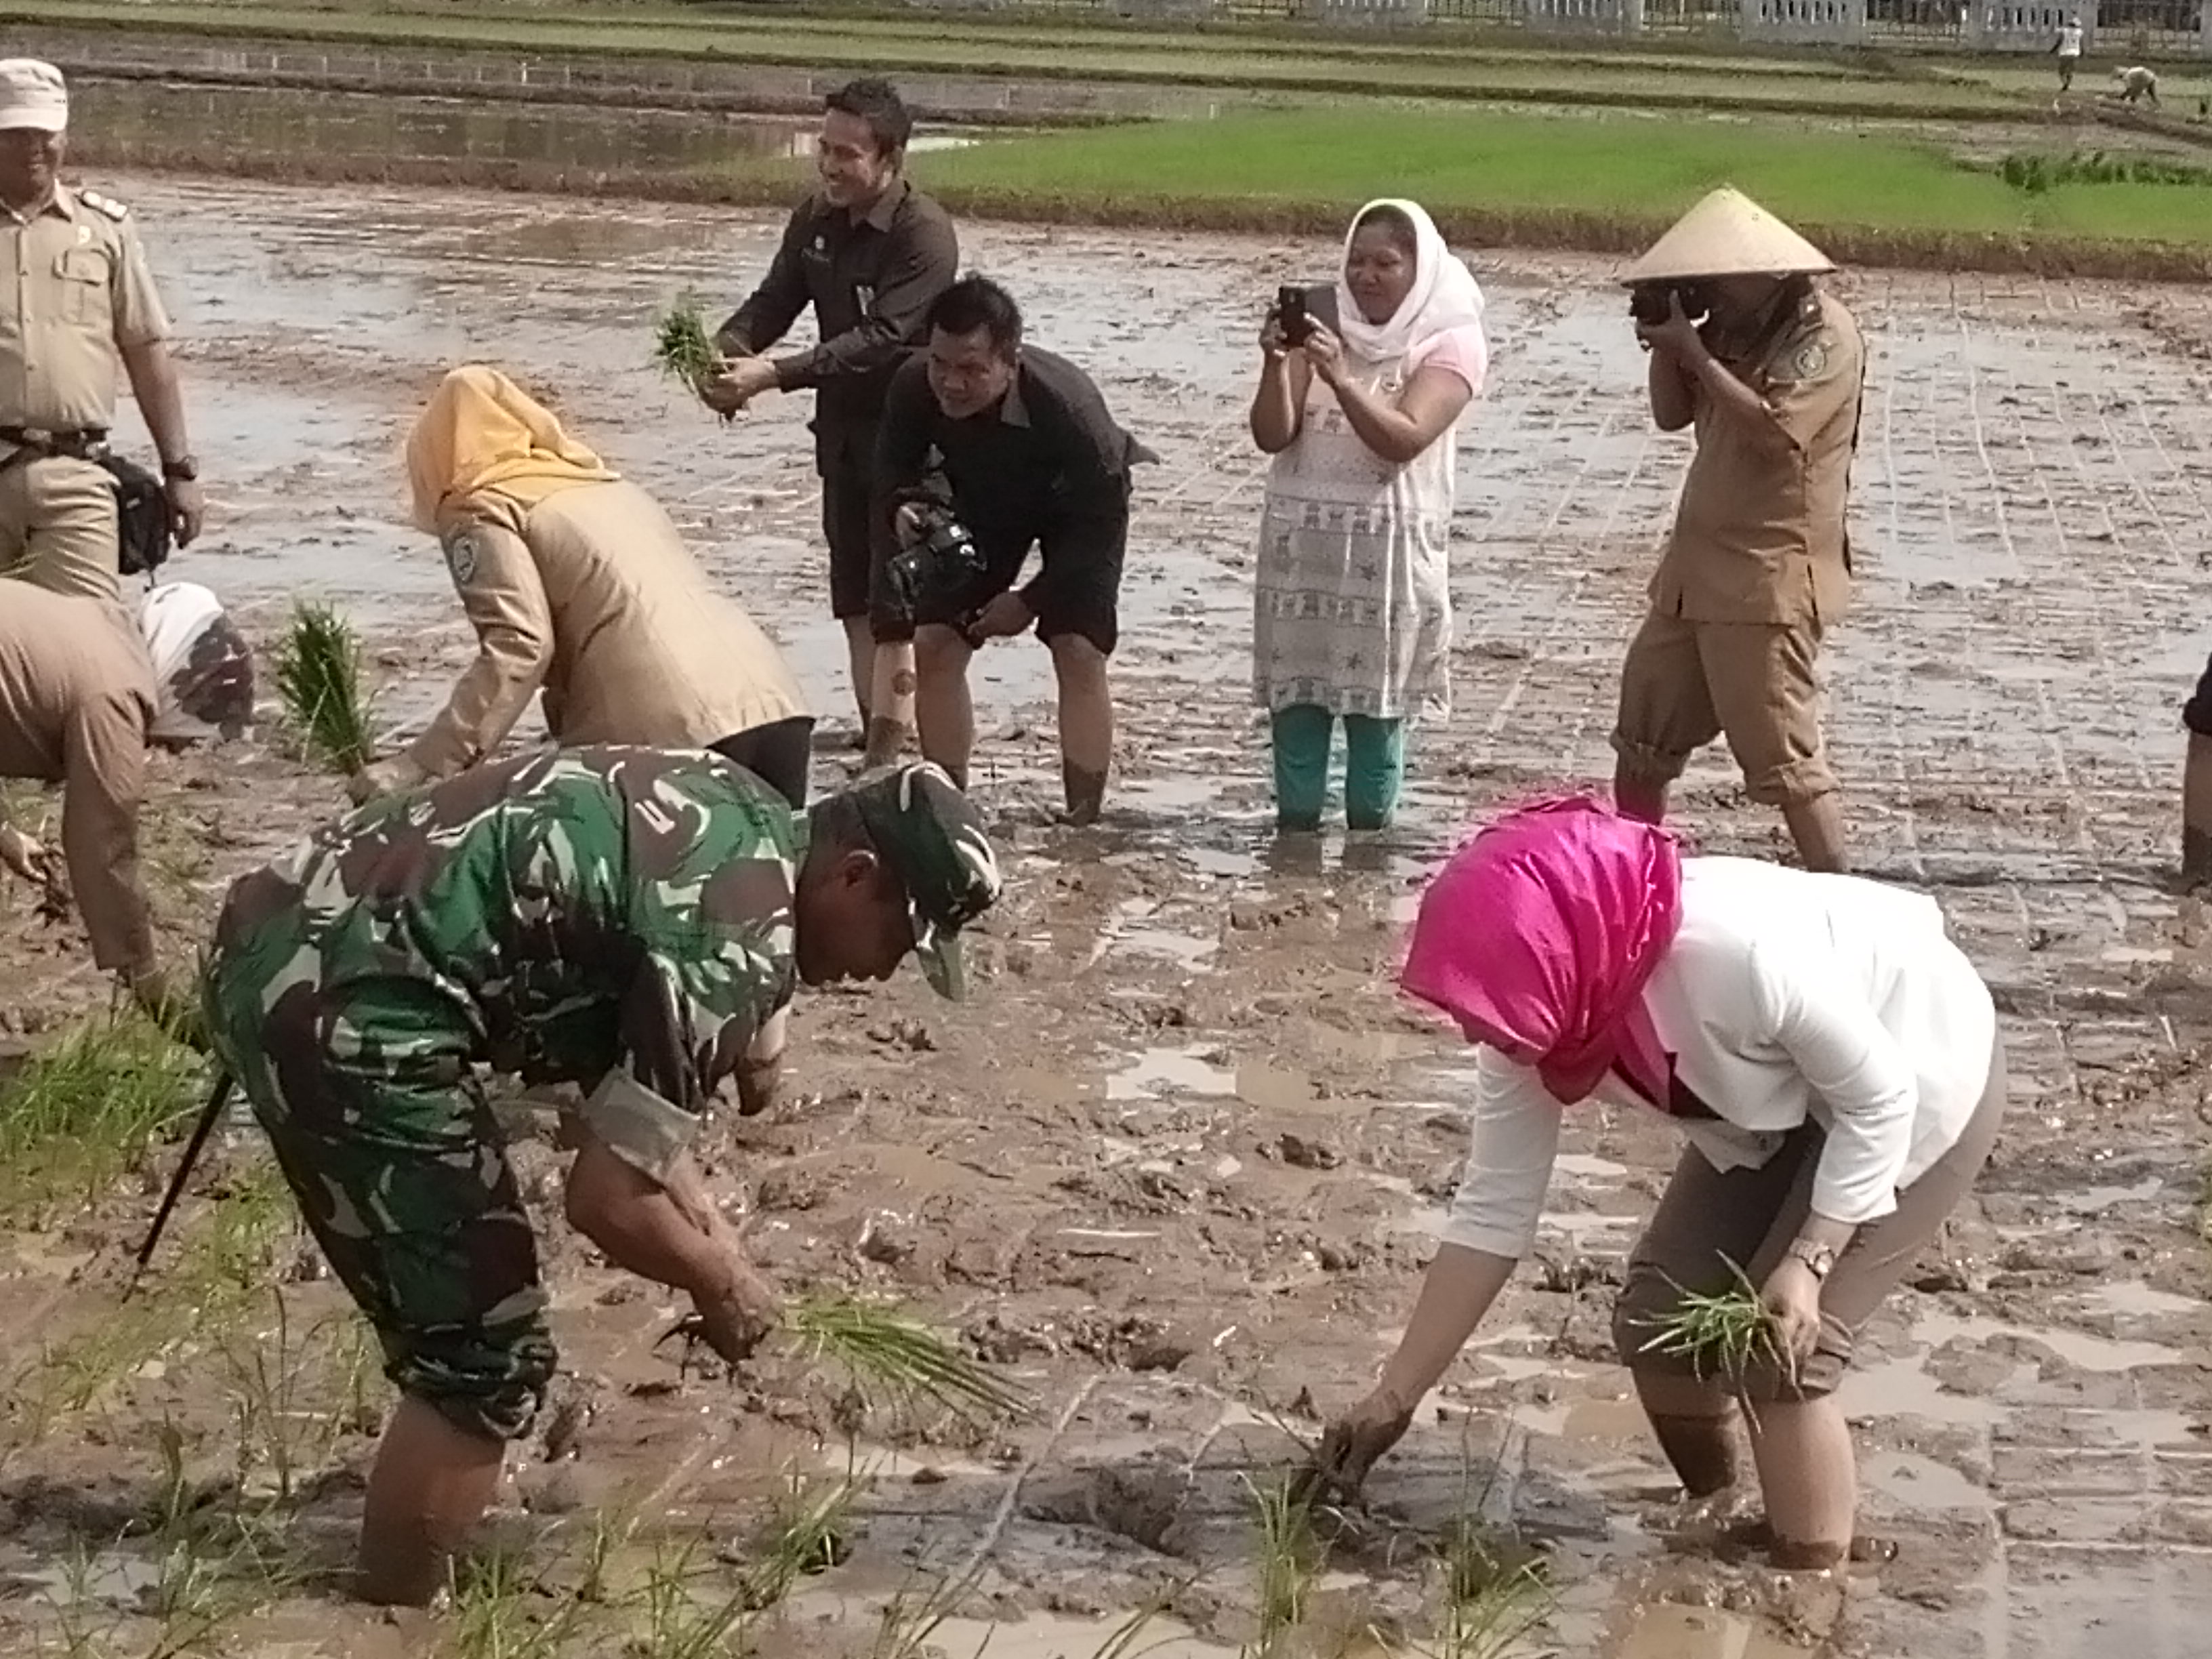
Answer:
[
  {"xmin": 1611, "ymin": 610, "xmax": 1836, "ymax": 807},
  {"xmin": 1612, "ymin": 1033, "xmax": 2008, "ymax": 1401},
  {"xmin": 0, "ymin": 455, "xmax": 120, "ymax": 603}
]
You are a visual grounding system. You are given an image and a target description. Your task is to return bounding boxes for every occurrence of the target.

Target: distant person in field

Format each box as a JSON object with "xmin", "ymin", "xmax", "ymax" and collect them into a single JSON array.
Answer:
[
  {"xmin": 2175, "ymin": 653, "xmax": 2212, "ymax": 888},
  {"xmin": 2050, "ymin": 15, "xmax": 2084, "ymax": 92},
  {"xmin": 1246, "ymin": 198, "xmax": 1488, "ymax": 836},
  {"xmin": 2112, "ymin": 64, "xmax": 2160, "ymax": 106},
  {"xmin": 1612, "ymin": 187, "xmax": 1866, "ymax": 874},
  {"xmin": 701, "ymin": 77, "xmax": 958, "ymax": 769}
]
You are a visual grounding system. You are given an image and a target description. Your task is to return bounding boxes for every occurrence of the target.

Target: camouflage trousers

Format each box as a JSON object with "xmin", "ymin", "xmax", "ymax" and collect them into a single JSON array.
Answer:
[{"xmin": 202, "ymin": 970, "xmax": 557, "ymax": 1445}]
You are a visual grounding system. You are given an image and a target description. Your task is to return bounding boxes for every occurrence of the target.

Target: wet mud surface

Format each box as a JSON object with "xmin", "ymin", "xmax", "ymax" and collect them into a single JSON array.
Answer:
[{"xmin": 2, "ymin": 174, "xmax": 2211, "ymax": 1655}]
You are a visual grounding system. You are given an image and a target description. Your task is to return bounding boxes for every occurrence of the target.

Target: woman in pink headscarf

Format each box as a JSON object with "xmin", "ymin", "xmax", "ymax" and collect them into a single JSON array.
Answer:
[{"xmin": 1308, "ymin": 796, "xmax": 2006, "ymax": 1571}]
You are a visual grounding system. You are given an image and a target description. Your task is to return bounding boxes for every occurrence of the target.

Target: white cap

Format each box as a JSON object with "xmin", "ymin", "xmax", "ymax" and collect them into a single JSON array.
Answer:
[
  {"xmin": 1622, "ymin": 186, "xmax": 1835, "ymax": 286},
  {"xmin": 0, "ymin": 59, "xmax": 67, "ymax": 134}
]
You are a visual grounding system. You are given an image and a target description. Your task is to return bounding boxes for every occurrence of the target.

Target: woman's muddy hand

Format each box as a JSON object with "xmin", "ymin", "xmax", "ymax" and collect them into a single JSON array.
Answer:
[
  {"xmin": 1759, "ymin": 1257, "xmax": 1823, "ymax": 1369},
  {"xmin": 1297, "ymin": 1385, "xmax": 1415, "ymax": 1504}
]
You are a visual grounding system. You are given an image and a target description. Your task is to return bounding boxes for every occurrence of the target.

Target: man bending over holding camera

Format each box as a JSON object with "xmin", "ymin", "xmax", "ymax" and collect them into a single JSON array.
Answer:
[
  {"xmin": 874, "ymin": 275, "xmax": 1152, "ymax": 825},
  {"xmin": 1611, "ymin": 187, "xmax": 1866, "ymax": 874}
]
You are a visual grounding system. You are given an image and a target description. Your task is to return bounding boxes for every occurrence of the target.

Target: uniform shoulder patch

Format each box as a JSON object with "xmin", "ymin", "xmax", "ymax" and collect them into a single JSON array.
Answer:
[
  {"xmin": 77, "ymin": 189, "xmax": 131, "ymax": 222},
  {"xmin": 444, "ymin": 529, "xmax": 480, "ymax": 586}
]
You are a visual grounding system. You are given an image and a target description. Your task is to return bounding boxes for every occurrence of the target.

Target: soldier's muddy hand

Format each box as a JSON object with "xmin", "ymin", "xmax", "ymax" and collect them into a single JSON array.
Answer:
[
  {"xmin": 348, "ymin": 755, "xmax": 426, "ymax": 806},
  {"xmin": 1298, "ymin": 1385, "xmax": 1416, "ymax": 1504},
  {"xmin": 0, "ymin": 822, "xmax": 48, "ymax": 886},
  {"xmin": 702, "ymin": 356, "xmax": 777, "ymax": 417},
  {"xmin": 687, "ymin": 1253, "xmax": 782, "ymax": 1366}
]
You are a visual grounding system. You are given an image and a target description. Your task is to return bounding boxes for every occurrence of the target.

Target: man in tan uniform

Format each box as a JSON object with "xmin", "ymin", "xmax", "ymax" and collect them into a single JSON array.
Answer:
[
  {"xmin": 1610, "ymin": 187, "xmax": 1866, "ymax": 873},
  {"xmin": 0, "ymin": 583, "xmax": 171, "ymax": 1014},
  {"xmin": 0, "ymin": 58, "xmax": 205, "ymax": 602}
]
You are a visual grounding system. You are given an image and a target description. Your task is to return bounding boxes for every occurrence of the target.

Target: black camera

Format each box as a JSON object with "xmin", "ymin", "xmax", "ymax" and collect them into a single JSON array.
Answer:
[
  {"xmin": 884, "ymin": 500, "xmax": 989, "ymax": 626},
  {"xmin": 1629, "ymin": 281, "xmax": 1713, "ymax": 327}
]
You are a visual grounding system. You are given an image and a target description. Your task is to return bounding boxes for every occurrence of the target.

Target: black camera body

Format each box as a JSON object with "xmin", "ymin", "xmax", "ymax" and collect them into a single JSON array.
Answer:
[
  {"xmin": 884, "ymin": 500, "xmax": 990, "ymax": 626},
  {"xmin": 1629, "ymin": 281, "xmax": 1715, "ymax": 328}
]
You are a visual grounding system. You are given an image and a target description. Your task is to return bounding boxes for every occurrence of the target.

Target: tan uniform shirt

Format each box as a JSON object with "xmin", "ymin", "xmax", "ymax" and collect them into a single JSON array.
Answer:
[
  {"xmin": 1651, "ymin": 289, "xmax": 1866, "ymax": 628},
  {"xmin": 0, "ymin": 184, "xmax": 171, "ymax": 431},
  {"xmin": 405, "ymin": 478, "xmax": 811, "ymax": 779},
  {"xmin": 0, "ymin": 584, "xmax": 157, "ymax": 975}
]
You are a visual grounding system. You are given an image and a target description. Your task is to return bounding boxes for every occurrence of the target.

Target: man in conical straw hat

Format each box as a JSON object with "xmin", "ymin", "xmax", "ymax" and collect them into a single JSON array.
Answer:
[{"xmin": 1609, "ymin": 185, "xmax": 1866, "ymax": 872}]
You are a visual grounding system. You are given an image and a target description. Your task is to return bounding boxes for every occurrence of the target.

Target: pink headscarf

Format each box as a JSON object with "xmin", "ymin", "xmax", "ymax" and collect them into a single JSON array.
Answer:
[{"xmin": 1400, "ymin": 796, "xmax": 1683, "ymax": 1107}]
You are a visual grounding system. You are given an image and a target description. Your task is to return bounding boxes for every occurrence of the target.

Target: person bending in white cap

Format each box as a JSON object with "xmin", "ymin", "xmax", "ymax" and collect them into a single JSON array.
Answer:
[
  {"xmin": 0, "ymin": 58, "xmax": 205, "ymax": 603},
  {"xmin": 1610, "ymin": 186, "xmax": 1866, "ymax": 875}
]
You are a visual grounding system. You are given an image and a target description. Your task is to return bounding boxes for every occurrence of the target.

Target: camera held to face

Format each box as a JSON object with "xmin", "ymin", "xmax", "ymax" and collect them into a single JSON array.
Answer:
[
  {"xmin": 884, "ymin": 500, "xmax": 990, "ymax": 627},
  {"xmin": 1629, "ymin": 281, "xmax": 1714, "ymax": 328}
]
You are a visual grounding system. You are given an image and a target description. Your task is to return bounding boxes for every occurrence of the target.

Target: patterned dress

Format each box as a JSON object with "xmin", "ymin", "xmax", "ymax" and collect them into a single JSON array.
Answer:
[{"xmin": 1253, "ymin": 337, "xmax": 1470, "ymax": 724}]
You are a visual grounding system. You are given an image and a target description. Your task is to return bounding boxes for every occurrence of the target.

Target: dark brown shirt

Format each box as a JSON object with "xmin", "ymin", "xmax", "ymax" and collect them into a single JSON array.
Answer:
[{"xmin": 716, "ymin": 179, "xmax": 958, "ymax": 447}]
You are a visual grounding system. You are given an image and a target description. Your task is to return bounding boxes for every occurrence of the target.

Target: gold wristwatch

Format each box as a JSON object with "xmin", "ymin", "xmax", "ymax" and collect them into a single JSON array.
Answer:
[{"xmin": 1786, "ymin": 1240, "xmax": 1837, "ymax": 1281}]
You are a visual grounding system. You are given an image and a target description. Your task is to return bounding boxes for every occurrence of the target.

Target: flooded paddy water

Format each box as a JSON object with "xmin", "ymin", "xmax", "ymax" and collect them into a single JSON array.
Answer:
[{"xmin": 0, "ymin": 168, "xmax": 2209, "ymax": 1655}]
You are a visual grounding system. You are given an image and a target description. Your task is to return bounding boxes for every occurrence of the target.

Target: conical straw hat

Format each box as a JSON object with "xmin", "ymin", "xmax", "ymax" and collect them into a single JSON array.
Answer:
[{"xmin": 1622, "ymin": 186, "xmax": 1835, "ymax": 285}]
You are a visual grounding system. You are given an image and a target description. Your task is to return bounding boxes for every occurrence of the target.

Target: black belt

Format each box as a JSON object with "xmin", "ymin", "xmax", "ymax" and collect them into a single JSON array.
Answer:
[{"xmin": 0, "ymin": 425, "xmax": 110, "ymax": 464}]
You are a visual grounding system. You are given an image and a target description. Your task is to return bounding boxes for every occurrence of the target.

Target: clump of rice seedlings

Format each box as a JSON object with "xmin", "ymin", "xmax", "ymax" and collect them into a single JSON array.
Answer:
[
  {"xmin": 0, "ymin": 1010, "xmax": 205, "ymax": 1221},
  {"xmin": 1428, "ymin": 1519, "xmax": 1551, "ymax": 1659},
  {"xmin": 866, "ymin": 1557, "xmax": 985, "ymax": 1659},
  {"xmin": 652, "ymin": 293, "xmax": 721, "ymax": 394},
  {"xmin": 152, "ymin": 1509, "xmax": 305, "ymax": 1651},
  {"xmin": 449, "ymin": 1542, "xmax": 588, "ymax": 1659},
  {"xmin": 785, "ymin": 1293, "xmax": 1032, "ymax": 1425},
  {"xmin": 1243, "ymin": 1473, "xmax": 1321, "ymax": 1655},
  {"xmin": 1635, "ymin": 1258, "xmax": 1789, "ymax": 1389},
  {"xmin": 739, "ymin": 1456, "xmax": 861, "ymax": 1610},
  {"xmin": 630, "ymin": 1530, "xmax": 754, "ymax": 1659},
  {"xmin": 272, "ymin": 599, "xmax": 377, "ymax": 775}
]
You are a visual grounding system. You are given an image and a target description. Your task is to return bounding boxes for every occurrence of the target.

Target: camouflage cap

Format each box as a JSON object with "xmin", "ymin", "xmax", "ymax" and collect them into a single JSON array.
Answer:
[{"xmin": 851, "ymin": 762, "xmax": 1002, "ymax": 1000}]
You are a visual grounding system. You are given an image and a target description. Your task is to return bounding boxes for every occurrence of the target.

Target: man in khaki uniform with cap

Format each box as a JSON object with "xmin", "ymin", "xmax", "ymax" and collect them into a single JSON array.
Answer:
[
  {"xmin": 0, "ymin": 58, "xmax": 205, "ymax": 602},
  {"xmin": 0, "ymin": 582, "xmax": 173, "ymax": 1015},
  {"xmin": 1610, "ymin": 186, "xmax": 1866, "ymax": 873}
]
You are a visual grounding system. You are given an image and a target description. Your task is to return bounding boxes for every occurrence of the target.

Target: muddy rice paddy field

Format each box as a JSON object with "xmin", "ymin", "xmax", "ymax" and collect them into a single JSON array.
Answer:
[{"xmin": 2, "ymin": 175, "xmax": 2211, "ymax": 1657}]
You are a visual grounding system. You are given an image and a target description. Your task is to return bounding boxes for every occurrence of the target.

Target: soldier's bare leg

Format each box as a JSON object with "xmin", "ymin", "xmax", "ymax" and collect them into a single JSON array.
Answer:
[
  {"xmin": 2182, "ymin": 733, "xmax": 2212, "ymax": 888},
  {"xmin": 356, "ymin": 1397, "xmax": 506, "ymax": 1605},
  {"xmin": 1048, "ymin": 632, "xmax": 1112, "ymax": 825},
  {"xmin": 913, "ymin": 623, "xmax": 976, "ymax": 790}
]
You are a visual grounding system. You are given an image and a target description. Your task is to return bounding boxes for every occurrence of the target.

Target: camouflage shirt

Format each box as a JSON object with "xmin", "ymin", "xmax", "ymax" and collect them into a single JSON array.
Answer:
[{"xmin": 205, "ymin": 745, "xmax": 799, "ymax": 1181}]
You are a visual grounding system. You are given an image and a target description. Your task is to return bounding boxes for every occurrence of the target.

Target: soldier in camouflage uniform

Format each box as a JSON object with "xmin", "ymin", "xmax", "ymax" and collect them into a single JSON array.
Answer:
[{"xmin": 197, "ymin": 746, "xmax": 1002, "ymax": 1606}]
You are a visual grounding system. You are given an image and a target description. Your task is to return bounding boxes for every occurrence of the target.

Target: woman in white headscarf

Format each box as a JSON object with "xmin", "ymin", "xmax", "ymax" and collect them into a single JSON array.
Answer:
[{"xmin": 1248, "ymin": 199, "xmax": 1488, "ymax": 835}]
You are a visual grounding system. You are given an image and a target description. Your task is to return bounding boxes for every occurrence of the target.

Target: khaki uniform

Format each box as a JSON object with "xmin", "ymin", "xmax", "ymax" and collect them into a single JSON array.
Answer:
[
  {"xmin": 0, "ymin": 583, "xmax": 157, "ymax": 975},
  {"xmin": 405, "ymin": 478, "xmax": 811, "ymax": 779},
  {"xmin": 1613, "ymin": 289, "xmax": 1865, "ymax": 806},
  {"xmin": 0, "ymin": 184, "xmax": 171, "ymax": 602}
]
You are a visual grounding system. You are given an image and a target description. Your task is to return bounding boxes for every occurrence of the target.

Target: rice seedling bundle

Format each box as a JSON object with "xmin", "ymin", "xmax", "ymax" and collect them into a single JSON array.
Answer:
[
  {"xmin": 784, "ymin": 1293, "xmax": 1031, "ymax": 1424},
  {"xmin": 1635, "ymin": 1260, "xmax": 1787, "ymax": 1387},
  {"xmin": 653, "ymin": 293, "xmax": 721, "ymax": 394},
  {"xmin": 273, "ymin": 600, "xmax": 377, "ymax": 775}
]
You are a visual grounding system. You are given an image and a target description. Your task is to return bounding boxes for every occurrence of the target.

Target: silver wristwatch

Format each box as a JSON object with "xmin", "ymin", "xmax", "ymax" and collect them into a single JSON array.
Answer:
[{"xmin": 1786, "ymin": 1240, "xmax": 1837, "ymax": 1281}]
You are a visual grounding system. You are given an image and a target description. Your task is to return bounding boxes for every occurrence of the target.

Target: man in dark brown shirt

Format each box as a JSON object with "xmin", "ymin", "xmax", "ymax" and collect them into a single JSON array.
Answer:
[
  {"xmin": 702, "ymin": 78, "xmax": 958, "ymax": 769},
  {"xmin": 0, "ymin": 583, "xmax": 169, "ymax": 1012}
]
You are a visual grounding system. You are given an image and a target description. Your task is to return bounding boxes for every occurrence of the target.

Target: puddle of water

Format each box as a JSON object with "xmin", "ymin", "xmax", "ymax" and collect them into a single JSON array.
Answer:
[
  {"xmin": 1612, "ymin": 1603, "xmax": 1813, "ymax": 1659},
  {"xmin": 1555, "ymin": 1152, "xmax": 1630, "ymax": 1180},
  {"xmin": 2055, "ymin": 1175, "xmax": 2165, "ymax": 1214},
  {"xmin": 1561, "ymin": 1395, "xmax": 1653, "ymax": 1442},
  {"xmin": 1105, "ymin": 1046, "xmax": 1235, "ymax": 1101},
  {"xmin": 927, "ymin": 1610, "xmax": 1235, "ymax": 1659},
  {"xmin": 1915, "ymin": 1311, "xmax": 2191, "ymax": 1372},
  {"xmin": 817, "ymin": 1441, "xmax": 1000, "ymax": 1485},
  {"xmin": 19, "ymin": 1551, "xmax": 163, "ymax": 1607},
  {"xmin": 1861, "ymin": 1450, "xmax": 1996, "ymax": 1514},
  {"xmin": 2087, "ymin": 1280, "xmax": 2203, "ymax": 1319},
  {"xmin": 1837, "ymin": 1354, "xmax": 2008, "ymax": 1428},
  {"xmin": 1181, "ymin": 845, "xmax": 1264, "ymax": 879},
  {"xmin": 1234, "ymin": 1063, "xmax": 1313, "ymax": 1111}
]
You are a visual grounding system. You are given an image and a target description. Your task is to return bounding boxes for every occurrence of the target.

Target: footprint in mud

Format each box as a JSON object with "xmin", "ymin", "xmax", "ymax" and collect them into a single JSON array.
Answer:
[{"xmin": 1020, "ymin": 1461, "xmax": 1197, "ymax": 1556}]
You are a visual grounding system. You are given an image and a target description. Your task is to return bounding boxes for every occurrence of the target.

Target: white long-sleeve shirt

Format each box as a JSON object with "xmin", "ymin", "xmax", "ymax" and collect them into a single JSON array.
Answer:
[{"xmin": 1441, "ymin": 856, "xmax": 1998, "ymax": 1259}]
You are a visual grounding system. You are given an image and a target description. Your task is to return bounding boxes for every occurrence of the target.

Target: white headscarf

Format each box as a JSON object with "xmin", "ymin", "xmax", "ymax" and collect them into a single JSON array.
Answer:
[{"xmin": 1334, "ymin": 199, "xmax": 1487, "ymax": 368}]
